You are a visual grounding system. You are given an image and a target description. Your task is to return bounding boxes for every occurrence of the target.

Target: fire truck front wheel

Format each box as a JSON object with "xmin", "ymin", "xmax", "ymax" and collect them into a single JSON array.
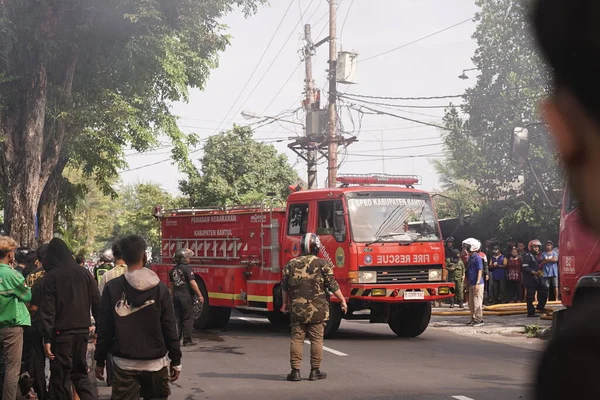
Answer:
[
  {"xmin": 193, "ymin": 279, "xmax": 211, "ymax": 330},
  {"xmin": 387, "ymin": 302, "xmax": 432, "ymax": 338}
]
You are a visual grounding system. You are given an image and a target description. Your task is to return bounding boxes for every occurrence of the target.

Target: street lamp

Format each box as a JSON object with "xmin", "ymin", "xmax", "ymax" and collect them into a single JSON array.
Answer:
[
  {"xmin": 458, "ymin": 68, "xmax": 479, "ymax": 80},
  {"xmin": 241, "ymin": 110, "xmax": 304, "ymax": 127}
]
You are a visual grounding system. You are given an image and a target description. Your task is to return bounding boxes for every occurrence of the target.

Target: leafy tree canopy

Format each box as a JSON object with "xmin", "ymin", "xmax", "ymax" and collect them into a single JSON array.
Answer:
[
  {"xmin": 436, "ymin": 0, "xmax": 562, "ymax": 242},
  {"xmin": 180, "ymin": 126, "xmax": 301, "ymax": 206},
  {"xmin": 0, "ymin": 0, "xmax": 265, "ymax": 246}
]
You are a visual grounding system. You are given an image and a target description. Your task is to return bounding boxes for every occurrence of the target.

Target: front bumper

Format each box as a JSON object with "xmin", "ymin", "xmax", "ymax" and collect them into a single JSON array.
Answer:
[{"xmin": 349, "ymin": 282, "xmax": 454, "ymax": 302}]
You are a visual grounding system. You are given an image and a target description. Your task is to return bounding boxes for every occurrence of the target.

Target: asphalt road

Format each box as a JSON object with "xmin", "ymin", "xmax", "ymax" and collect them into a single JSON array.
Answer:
[{"xmin": 97, "ymin": 312, "xmax": 544, "ymax": 400}]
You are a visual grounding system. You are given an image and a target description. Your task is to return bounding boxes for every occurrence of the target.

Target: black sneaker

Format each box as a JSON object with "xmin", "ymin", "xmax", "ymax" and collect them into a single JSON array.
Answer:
[
  {"xmin": 287, "ymin": 369, "xmax": 301, "ymax": 382},
  {"xmin": 309, "ymin": 369, "xmax": 327, "ymax": 381},
  {"xmin": 466, "ymin": 320, "xmax": 475, "ymax": 326},
  {"xmin": 473, "ymin": 321, "xmax": 484, "ymax": 327},
  {"xmin": 527, "ymin": 314, "xmax": 538, "ymax": 318},
  {"xmin": 183, "ymin": 341, "xmax": 196, "ymax": 347}
]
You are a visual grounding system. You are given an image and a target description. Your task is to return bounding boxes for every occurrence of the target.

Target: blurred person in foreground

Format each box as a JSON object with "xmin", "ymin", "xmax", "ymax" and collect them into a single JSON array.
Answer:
[
  {"xmin": 95, "ymin": 235, "xmax": 181, "ymax": 399},
  {"xmin": 0, "ymin": 236, "xmax": 31, "ymax": 400},
  {"xmin": 532, "ymin": 1, "xmax": 600, "ymax": 398},
  {"xmin": 40, "ymin": 238, "xmax": 100, "ymax": 399}
]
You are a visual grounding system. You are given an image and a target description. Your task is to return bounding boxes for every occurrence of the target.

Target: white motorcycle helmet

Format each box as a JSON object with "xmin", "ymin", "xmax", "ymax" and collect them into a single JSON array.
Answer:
[
  {"xmin": 100, "ymin": 249, "xmax": 114, "ymax": 263},
  {"xmin": 462, "ymin": 238, "xmax": 481, "ymax": 252}
]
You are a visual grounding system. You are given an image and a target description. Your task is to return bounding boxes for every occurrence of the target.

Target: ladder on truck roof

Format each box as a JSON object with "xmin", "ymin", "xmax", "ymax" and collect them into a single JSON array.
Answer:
[{"xmin": 160, "ymin": 200, "xmax": 286, "ymax": 216}]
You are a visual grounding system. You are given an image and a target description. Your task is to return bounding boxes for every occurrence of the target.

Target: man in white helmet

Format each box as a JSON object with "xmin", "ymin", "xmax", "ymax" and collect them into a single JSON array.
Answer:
[{"xmin": 463, "ymin": 238, "xmax": 485, "ymax": 327}]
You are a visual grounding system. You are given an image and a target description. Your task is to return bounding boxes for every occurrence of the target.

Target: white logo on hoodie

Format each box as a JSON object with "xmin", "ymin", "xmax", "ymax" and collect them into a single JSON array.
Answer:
[
  {"xmin": 115, "ymin": 292, "xmax": 155, "ymax": 317},
  {"xmin": 114, "ymin": 268, "xmax": 161, "ymax": 317}
]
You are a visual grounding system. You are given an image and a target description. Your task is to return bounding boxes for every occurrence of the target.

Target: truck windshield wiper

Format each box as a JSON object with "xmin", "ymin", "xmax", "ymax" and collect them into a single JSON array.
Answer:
[{"xmin": 365, "ymin": 232, "xmax": 408, "ymax": 246}]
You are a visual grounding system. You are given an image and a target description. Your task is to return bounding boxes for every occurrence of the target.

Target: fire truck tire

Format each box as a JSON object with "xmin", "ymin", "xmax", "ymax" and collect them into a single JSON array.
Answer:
[
  {"xmin": 193, "ymin": 280, "xmax": 211, "ymax": 330},
  {"xmin": 388, "ymin": 302, "xmax": 431, "ymax": 338},
  {"xmin": 207, "ymin": 307, "xmax": 231, "ymax": 329},
  {"xmin": 324, "ymin": 303, "xmax": 343, "ymax": 338}
]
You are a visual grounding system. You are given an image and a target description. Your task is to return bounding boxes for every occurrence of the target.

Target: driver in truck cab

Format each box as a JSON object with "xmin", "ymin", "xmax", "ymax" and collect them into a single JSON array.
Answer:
[{"xmin": 281, "ymin": 233, "xmax": 348, "ymax": 383}]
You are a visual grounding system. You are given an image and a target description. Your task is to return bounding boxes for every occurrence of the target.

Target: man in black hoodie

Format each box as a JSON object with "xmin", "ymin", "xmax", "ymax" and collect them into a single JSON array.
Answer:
[
  {"xmin": 95, "ymin": 235, "xmax": 181, "ymax": 399},
  {"xmin": 39, "ymin": 238, "xmax": 100, "ymax": 400}
]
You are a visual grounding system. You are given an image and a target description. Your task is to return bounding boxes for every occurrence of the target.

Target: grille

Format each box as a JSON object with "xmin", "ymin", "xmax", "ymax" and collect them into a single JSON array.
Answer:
[{"xmin": 363, "ymin": 265, "xmax": 443, "ymax": 284}]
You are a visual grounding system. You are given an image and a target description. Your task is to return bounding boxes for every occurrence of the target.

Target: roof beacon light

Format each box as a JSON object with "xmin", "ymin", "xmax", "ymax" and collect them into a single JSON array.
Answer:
[{"xmin": 337, "ymin": 174, "xmax": 421, "ymax": 187}]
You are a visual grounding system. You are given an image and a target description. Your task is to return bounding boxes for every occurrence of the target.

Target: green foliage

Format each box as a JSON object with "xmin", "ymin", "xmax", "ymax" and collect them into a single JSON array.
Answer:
[
  {"xmin": 0, "ymin": 0, "xmax": 265, "ymax": 244},
  {"xmin": 437, "ymin": 0, "xmax": 562, "ymax": 242},
  {"xmin": 56, "ymin": 170, "xmax": 181, "ymax": 256},
  {"xmin": 54, "ymin": 169, "xmax": 117, "ymax": 255},
  {"xmin": 180, "ymin": 126, "xmax": 301, "ymax": 206},
  {"xmin": 112, "ymin": 183, "xmax": 179, "ymax": 257}
]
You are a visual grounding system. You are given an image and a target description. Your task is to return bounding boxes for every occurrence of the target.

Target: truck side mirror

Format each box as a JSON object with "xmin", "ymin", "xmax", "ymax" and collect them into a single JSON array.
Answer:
[
  {"xmin": 333, "ymin": 210, "xmax": 347, "ymax": 242},
  {"xmin": 510, "ymin": 127, "xmax": 530, "ymax": 164}
]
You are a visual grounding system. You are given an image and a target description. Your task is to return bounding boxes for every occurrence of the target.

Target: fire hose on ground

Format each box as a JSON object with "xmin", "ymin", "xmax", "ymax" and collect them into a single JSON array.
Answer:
[{"xmin": 432, "ymin": 300, "xmax": 561, "ymax": 319}]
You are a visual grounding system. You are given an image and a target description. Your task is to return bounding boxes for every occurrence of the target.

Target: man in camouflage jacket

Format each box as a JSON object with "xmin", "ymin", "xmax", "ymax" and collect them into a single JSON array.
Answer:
[{"xmin": 281, "ymin": 233, "xmax": 348, "ymax": 382}]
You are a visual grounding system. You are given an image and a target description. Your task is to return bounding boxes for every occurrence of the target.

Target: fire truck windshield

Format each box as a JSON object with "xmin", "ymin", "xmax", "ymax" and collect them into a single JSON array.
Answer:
[{"xmin": 346, "ymin": 193, "xmax": 441, "ymax": 243}]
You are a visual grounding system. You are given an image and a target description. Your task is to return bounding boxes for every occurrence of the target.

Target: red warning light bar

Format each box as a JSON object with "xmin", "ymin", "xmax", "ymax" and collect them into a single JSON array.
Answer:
[{"xmin": 336, "ymin": 174, "xmax": 421, "ymax": 186}]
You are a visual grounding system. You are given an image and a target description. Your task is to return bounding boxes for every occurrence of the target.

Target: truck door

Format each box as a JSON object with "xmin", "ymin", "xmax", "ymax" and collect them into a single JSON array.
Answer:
[
  {"xmin": 282, "ymin": 202, "xmax": 313, "ymax": 265},
  {"xmin": 316, "ymin": 200, "xmax": 348, "ymax": 274}
]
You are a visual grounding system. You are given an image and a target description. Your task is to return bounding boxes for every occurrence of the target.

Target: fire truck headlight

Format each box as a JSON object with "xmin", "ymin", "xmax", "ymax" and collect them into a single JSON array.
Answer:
[
  {"xmin": 428, "ymin": 269, "xmax": 442, "ymax": 282},
  {"xmin": 358, "ymin": 271, "xmax": 377, "ymax": 284}
]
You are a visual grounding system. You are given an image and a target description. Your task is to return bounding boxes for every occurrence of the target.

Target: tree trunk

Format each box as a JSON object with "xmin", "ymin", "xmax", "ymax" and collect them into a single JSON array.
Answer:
[
  {"xmin": 1, "ymin": 48, "xmax": 78, "ymax": 247},
  {"xmin": 2, "ymin": 58, "xmax": 48, "ymax": 248},
  {"xmin": 37, "ymin": 157, "xmax": 68, "ymax": 244}
]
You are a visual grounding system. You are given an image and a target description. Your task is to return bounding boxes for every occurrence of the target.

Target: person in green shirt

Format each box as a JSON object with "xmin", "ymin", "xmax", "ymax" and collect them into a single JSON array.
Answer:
[
  {"xmin": 446, "ymin": 248, "xmax": 466, "ymax": 309},
  {"xmin": 0, "ymin": 236, "xmax": 31, "ymax": 400}
]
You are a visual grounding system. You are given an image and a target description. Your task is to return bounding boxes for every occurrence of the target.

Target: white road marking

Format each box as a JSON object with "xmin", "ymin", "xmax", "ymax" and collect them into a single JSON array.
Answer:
[
  {"xmin": 303, "ymin": 340, "xmax": 348, "ymax": 356},
  {"xmin": 452, "ymin": 396, "xmax": 475, "ymax": 400}
]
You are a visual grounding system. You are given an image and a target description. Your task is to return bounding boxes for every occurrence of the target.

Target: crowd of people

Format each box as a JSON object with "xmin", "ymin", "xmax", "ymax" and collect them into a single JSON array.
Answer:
[
  {"xmin": 442, "ymin": 236, "xmax": 559, "ymax": 325},
  {"xmin": 0, "ymin": 235, "xmax": 186, "ymax": 400}
]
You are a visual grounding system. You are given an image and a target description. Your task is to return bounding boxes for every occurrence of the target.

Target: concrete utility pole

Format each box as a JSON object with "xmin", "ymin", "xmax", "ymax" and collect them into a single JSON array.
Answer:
[
  {"xmin": 304, "ymin": 24, "xmax": 318, "ymax": 190},
  {"xmin": 327, "ymin": 0, "xmax": 338, "ymax": 188}
]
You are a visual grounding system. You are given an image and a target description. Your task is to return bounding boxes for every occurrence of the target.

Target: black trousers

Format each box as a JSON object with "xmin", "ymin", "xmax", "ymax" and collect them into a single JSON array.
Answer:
[
  {"xmin": 112, "ymin": 365, "xmax": 170, "ymax": 400},
  {"xmin": 49, "ymin": 333, "xmax": 96, "ymax": 400},
  {"xmin": 30, "ymin": 328, "xmax": 48, "ymax": 400},
  {"xmin": 526, "ymin": 283, "xmax": 549, "ymax": 316},
  {"xmin": 173, "ymin": 295, "xmax": 194, "ymax": 343}
]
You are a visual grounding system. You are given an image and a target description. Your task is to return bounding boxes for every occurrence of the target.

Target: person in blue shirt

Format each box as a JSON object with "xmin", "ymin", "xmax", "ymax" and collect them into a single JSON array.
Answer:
[
  {"xmin": 540, "ymin": 240, "xmax": 559, "ymax": 302},
  {"xmin": 489, "ymin": 246, "xmax": 507, "ymax": 304},
  {"xmin": 463, "ymin": 238, "xmax": 484, "ymax": 327}
]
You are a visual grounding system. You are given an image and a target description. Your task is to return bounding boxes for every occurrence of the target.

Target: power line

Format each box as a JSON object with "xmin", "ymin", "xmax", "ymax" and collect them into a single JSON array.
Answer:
[
  {"xmin": 342, "ymin": 83, "xmax": 549, "ymax": 101},
  {"xmin": 339, "ymin": 0, "xmax": 355, "ymax": 43},
  {"xmin": 359, "ymin": 16, "xmax": 475, "ymax": 63},
  {"xmin": 350, "ymin": 142, "xmax": 445, "ymax": 154},
  {"xmin": 342, "ymin": 152, "xmax": 447, "ymax": 163},
  {"xmin": 224, "ymin": 0, "xmax": 316, "ymax": 130},
  {"xmin": 261, "ymin": 61, "xmax": 303, "ymax": 114},
  {"xmin": 212, "ymin": 0, "xmax": 296, "ymax": 134},
  {"xmin": 349, "ymin": 103, "xmax": 451, "ymax": 131}
]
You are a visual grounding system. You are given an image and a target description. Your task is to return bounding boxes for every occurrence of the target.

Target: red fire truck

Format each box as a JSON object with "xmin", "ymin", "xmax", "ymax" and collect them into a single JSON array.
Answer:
[{"xmin": 152, "ymin": 174, "xmax": 453, "ymax": 337}]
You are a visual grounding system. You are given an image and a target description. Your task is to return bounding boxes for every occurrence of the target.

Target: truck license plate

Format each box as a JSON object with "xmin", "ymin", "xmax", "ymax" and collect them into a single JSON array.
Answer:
[{"xmin": 404, "ymin": 291, "xmax": 424, "ymax": 300}]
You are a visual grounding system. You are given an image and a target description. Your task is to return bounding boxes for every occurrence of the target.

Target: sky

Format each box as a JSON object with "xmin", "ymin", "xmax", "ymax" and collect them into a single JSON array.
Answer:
[{"xmin": 120, "ymin": 0, "xmax": 480, "ymax": 195}]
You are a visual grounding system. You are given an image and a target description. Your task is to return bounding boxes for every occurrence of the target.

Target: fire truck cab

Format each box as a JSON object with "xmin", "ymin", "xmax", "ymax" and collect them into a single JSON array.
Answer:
[{"xmin": 152, "ymin": 174, "xmax": 453, "ymax": 337}]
